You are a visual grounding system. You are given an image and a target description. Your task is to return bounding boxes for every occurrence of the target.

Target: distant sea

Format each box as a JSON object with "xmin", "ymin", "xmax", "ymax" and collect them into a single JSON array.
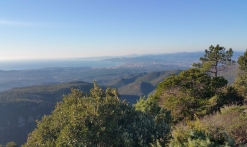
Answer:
[{"xmin": 0, "ymin": 59, "xmax": 119, "ymax": 71}]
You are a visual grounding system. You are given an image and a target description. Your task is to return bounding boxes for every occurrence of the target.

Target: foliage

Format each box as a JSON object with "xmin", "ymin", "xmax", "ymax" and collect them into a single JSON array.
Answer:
[
  {"xmin": 237, "ymin": 49, "xmax": 247, "ymax": 72},
  {"xmin": 0, "ymin": 71, "xmax": 180, "ymax": 145},
  {"xmin": 0, "ymin": 81, "xmax": 95, "ymax": 146},
  {"xmin": 150, "ymin": 140, "xmax": 162, "ymax": 147},
  {"xmin": 5, "ymin": 142, "xmax": 17, "ymax": 147},
  {"xmin": 193, "ymin": 44, "xmax": 235, "ymax": 77},
  {"xmin": 207, "ymin": 85, "xmax": 244, "ymax": 114},
  {"xmin": 135, "ymin": 96, "xmax": 172, "ymax": 124},
  {"xmin": 234, "ymin": 49, "xmax": 247, "ymax": 101},
  {"xmin": 23, "ymin": 83, "xmax": 170, "ymax": 147},
  {"xmin": 201, "ymin": 105, "xmax": 247, "ymax": 146},
  {"xmin": 234, "ymin": 73, "xmax": 247, "ymax": 101},
  {"xmin": 169, "ymin": 119, "xmax": 235, "ymax": 147},
  {"xmin": 155, "ymin": 68, "xmax": 229, "ymax": 121},
  {"xmin": 135, "ymin": 96, "xmax": 173, "ymax": 147}
]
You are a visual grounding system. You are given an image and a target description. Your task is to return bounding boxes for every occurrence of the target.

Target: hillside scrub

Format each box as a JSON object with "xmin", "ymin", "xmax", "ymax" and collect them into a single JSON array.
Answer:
[
  {"xmin": 200, "ymin": 105, "xmax": 247, "ymax": 145},
  {"xmin": 153, "ymin": 68, "xmax": 242, "ymax": 122},
  {"xmin": 0, "ymin": 142, "xmax": 17, "ymax": 147},
  {"xmin": 151, "ymin": 46, "xmax": 243, "ymax": 122},
  {"xmin": 164, "ymin": 105, "xmax": 247, "ymax": 146},
  {"xmin": 169, "ymin": 118, "xmax": 235, "ymax": 147},
  {"xmin": 137, "ymin": 46, "xmax": 247, "ymax": 146},
  {"xmin": 234, "ymin": 49, "xmax": 247, "ymax": 102},
  {"xmin": 23, "ymin": 83, "xmax": 170, "ymax": 147}
]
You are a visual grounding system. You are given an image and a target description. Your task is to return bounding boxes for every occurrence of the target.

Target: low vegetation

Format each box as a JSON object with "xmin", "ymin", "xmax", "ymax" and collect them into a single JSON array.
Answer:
[
  {"xmin": 23, "ymin": 83, "xmax": 170, "ymax": 146},
  {"xmin": 201, "ymin": 105, "xmax": 247, "ymax": 145},
  {"xmin": 0, "ymin": 141, "xmax": 17, "ymax": 147}
]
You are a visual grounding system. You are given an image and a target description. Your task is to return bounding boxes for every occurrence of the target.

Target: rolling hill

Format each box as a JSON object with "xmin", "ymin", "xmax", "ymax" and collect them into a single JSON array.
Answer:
[
  {"xmin": 108, "ymin": 70, "xmax": 182, "ymax": 98},
  {"xmin": 119, "ymin": 82, "xmax": 155, "ymax": 96}
]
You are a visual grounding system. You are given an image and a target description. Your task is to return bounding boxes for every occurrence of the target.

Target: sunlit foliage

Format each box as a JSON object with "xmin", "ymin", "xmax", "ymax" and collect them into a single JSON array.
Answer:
[{"xmin": 23, "ymin": 83, "xmax": 170, "ymax": 147}]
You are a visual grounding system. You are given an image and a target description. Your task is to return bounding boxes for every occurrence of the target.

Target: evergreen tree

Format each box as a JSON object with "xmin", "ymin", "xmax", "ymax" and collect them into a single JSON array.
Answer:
[
  {"xmin": 154, "ymin": 68, "xmax": 231, "ymax": 121},
  {"xmin": 193, "ymin": 44, "xmax": 235, "ymax": 77},
  {"xmin": 237, "ymin": 49, "xmax": 247, "ymax": 71}
]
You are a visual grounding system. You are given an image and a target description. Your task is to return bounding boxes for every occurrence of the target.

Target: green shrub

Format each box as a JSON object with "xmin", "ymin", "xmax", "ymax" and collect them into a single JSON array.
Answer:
[
  {"xmin": 6, "ymin": 141, "xmax": 17, "ymax": 147},
  {"xmin": 23, "ymin": 83, "xmax": 170, "ymax": 147},
  {"xmin": 169, "ymin": 119, "xmax": 235, "ymax": 147},
  {"xmin": 201, "ymin": 105, "xmax": 247, "ymax": 146},
  {"xmin": 155, "ymin": 68, "xmax": 229, "ymax": 121}
]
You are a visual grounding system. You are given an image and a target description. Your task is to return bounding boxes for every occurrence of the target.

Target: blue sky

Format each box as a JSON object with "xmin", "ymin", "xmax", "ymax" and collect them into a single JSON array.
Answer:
[{"xmin": 0, "ymin": 0, "xmax": 247, "ymax": 60}]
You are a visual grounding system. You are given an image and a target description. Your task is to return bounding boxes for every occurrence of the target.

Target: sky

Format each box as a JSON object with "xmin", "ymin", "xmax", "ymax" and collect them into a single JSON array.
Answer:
[{"xmin": 0, "ymin": 0, "xmax": 247, "ymax": 60}]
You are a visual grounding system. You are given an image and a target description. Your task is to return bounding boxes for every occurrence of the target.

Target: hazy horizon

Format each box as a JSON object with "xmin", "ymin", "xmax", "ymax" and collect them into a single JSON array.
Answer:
[
  {"xmin": 1, "ymin": 50, "xmax": 246, "ymax": 61},
  {"xmin": 0, "ymin": 50, "xmax": 205, "ymax": 61}
]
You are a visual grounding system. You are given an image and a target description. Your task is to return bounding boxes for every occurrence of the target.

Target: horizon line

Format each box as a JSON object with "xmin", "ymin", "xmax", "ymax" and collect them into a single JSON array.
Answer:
[{"xmin": 0, "ymin": 50, "xmax": 245, "ymax": 61}]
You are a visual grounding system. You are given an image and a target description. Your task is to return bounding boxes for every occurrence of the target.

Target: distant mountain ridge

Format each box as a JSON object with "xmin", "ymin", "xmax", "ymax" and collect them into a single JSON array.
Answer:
[
  {"xmin": 104, "ymin": 51, "xmax": 244, "ymax": 62},
  {"xmin": 0, "ymin": 51, "xmax": 243, "ymax": 93}
]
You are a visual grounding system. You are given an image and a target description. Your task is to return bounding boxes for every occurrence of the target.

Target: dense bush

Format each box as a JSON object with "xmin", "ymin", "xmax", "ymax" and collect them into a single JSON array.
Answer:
[
  {"xmin": 23, "ymin": 83, "xmax": 170, "ymax": 147},
  {"xmin": 234, "ymin": 73, "xmax": 247, "ymax": 102},
  {"xmin": 0, "ymin": 142, "xmax": 18, "ymax": 147},
  {"xmin": 234, "ymin": 49, "xmax": 247, "ymax": 102},
  {"xmin": 154, "ymin": 68, "xmax": 233, "ymax": 121},
  {"xmin": 201, "ymin": 105, "xmax": 247, "ymax": 146},
  {"xmin": 169, "ymin": 119, "xmax": 235, "ymax": 147}
]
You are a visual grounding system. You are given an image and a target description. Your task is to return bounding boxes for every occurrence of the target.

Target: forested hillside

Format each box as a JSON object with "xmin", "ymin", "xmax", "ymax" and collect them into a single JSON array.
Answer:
[{"xmin": 108, "ymin": 70, "xmax": 182, "ymax": 103}]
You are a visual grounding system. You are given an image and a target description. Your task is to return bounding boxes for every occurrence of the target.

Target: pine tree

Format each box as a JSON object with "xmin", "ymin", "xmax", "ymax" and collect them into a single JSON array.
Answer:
[{"xmin": 193, "ymin": 44, "xmax": 235, "ymax": 77}]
